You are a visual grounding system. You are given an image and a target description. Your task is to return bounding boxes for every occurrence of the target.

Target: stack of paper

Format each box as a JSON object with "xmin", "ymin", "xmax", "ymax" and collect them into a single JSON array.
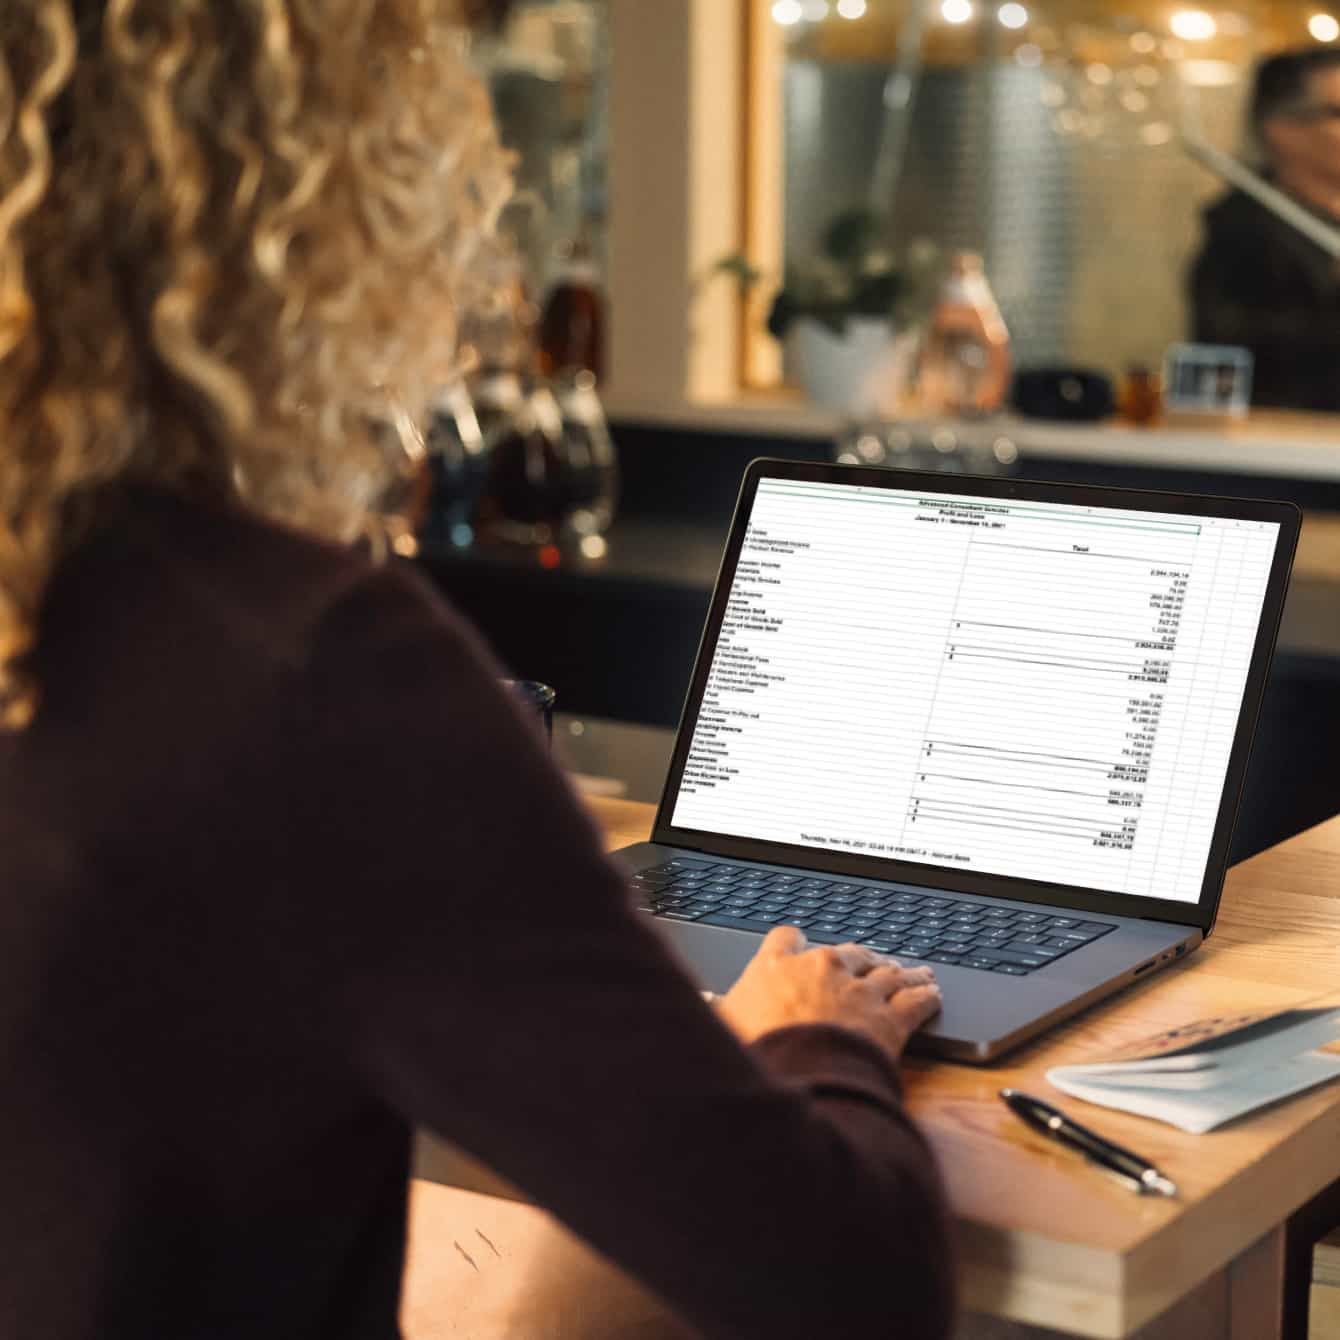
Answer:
[{"xmin": 1047, "ymin": 1005, "xmax": 1340, "ymax": 1133}]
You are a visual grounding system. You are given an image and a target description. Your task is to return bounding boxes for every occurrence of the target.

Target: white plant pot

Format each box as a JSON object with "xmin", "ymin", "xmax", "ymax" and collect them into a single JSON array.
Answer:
[{"xmin": 787, "ymin": 317, "xmax": 913, "ymax": 419}]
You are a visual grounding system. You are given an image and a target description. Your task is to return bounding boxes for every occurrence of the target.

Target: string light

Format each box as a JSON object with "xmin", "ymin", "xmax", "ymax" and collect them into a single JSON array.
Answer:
[
  {"xmin": 1170, "ymin": 10, "xmax": 1217, "ymax": 41},
  {"xmin": 837, "ymin": 0, "xmax": 867, "ymax": 16},
  {"xmin": 941, "ymin": 0, "xmax": 974, "ymax": 24},
  {"xmin": 998, "ymin": 3, "xmax": 1029, "ymax": 29},
  {"xmin": 771, "ymin": 0, "xmax": 803, "ymax": 24},
  {"xmin": 1310, "ymin": 13, "xmax": 1340, "ymax": 41}
]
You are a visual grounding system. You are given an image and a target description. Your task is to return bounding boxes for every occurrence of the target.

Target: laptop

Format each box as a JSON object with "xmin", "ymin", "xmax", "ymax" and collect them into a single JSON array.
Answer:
[{"xmin": 613, "ymin": 460, "xmax": 1300, "ymax": 1062}]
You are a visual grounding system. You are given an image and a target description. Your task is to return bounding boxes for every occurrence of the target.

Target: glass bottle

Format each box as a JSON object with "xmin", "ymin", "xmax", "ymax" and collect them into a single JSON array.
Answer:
[
  {"xmin": 537, "ymin": 233, "xmax": 606, "ymax": 383},
  {"xmin": 475, "ymin": 229, "xmax": 619, "ymax": 545},
  {"xmin": 916, "ymin": 252, "xmax": 1012, "ymax": 417}
]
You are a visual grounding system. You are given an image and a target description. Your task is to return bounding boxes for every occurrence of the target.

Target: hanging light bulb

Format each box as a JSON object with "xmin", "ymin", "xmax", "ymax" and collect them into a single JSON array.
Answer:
[{"xmin": 1170, "ymin": 10, "xmax": 1217, "ymax": 42}]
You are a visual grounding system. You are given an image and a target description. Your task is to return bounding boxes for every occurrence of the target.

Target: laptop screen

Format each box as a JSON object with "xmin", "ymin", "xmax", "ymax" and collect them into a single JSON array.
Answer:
[{"xmin": 669, "ymin": 477, "xmax": 1282, "ymax": 905}]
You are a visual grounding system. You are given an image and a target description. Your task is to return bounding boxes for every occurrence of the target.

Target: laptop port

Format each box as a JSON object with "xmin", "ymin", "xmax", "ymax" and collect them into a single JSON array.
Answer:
[{"xmin": 1133, "ymin": 959, "xmax": 1157, "ymax": 976}]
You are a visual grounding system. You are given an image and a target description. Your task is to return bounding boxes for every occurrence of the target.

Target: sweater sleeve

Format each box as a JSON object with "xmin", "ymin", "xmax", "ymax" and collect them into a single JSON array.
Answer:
[{"xmin": 290, "ymin": 561, "xmax": 955, "ymax": 1340}]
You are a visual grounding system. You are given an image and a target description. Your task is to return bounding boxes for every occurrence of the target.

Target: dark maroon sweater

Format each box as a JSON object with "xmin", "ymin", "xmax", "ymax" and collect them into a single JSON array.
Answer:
[{"xmin": 0, "ymin": 488, "xmax": 954, "ymax": 1339}]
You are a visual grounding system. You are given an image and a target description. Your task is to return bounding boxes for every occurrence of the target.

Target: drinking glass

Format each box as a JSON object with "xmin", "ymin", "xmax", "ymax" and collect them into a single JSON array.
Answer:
[
  {"xmin": 502, "ymin": 679, "xmax": 556, "ymax": 745},
  {"xmin": 420, "ymin": 380, "xmax": 491, "ymax": 549}
]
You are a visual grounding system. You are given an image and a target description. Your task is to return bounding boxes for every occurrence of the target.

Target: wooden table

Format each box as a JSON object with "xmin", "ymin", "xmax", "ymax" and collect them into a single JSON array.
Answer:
[{"xmin": 404, "ymin": 798, "xmax": 1340, "ymax": 1340}]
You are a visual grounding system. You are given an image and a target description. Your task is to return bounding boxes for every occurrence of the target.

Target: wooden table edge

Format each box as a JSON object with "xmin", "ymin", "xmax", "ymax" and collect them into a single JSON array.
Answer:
[
  {"xmin": 1117, "ymin": 1099, "xmax": 1340, "ymax": 1334},
  {"xmin": 583, "ymin": 796, "xmax": 1340, "ymax": 1338}
]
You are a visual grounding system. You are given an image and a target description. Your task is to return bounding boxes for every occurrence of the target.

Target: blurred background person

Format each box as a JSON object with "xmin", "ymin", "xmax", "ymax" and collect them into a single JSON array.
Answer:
[{"xmin": 1191, "ymin": 48, "xmax": 1340, "ymax": 411}]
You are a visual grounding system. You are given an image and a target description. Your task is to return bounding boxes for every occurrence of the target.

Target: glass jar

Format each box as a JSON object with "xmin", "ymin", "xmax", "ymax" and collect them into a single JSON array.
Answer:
[
  {"xmin": 477, "ymin": 376, "xmax": 571, "ymax": 546},
  {"xmin": 916, "ymin": 252, "xmax": 1012, "ymax": 417},
  {"xmin": 1120, "ymin": 364, "xmax": 1163, "ymax": 426},
  {"xmin": 476, "ymin": 370, "xmax": 619, "ymax": 547}
]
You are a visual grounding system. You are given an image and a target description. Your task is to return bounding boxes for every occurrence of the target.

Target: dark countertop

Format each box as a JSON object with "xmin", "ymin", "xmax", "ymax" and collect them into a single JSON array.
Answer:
[
  {"xmin": 422, "ymin": 518, "xmax": 727, "ymax": 595},
  {"xmin": 419, "ymin": 515, "xmax": 1340, "ymax": 660}
]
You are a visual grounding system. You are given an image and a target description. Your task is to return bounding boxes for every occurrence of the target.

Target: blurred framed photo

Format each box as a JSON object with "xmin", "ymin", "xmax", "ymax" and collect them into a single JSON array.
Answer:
[{"xmin": 1164, "ymin": 343, "xmax": 1254, "ymax": 420}]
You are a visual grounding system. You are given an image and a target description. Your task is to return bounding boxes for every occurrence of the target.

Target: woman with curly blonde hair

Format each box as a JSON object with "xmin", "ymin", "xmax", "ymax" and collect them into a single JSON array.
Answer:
[{"xmin": 0, "ymin": 3, "xmax": 954, "ymax": 1338}]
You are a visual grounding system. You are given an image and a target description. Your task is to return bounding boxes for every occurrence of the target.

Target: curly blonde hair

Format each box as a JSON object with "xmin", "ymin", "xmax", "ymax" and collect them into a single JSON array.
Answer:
[{"xmin": 0, "ymin": 0, "xmax": 510, "ymax": 727}]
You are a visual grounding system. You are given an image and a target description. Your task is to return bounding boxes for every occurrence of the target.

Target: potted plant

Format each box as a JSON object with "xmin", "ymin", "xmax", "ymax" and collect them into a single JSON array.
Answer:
[{"xmin": 719, "ymin": 209, "xmax": 942, "ymax": 417}]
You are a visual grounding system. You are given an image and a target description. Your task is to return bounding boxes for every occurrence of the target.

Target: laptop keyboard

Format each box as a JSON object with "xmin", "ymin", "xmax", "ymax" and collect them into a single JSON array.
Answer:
[{"xmin": 633, "ymin": 858, "xmax": 1116, "ymax": 975}]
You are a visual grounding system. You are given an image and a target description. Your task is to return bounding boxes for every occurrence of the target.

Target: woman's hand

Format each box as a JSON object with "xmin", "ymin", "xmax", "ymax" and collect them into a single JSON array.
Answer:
[{"xmin": 718, "ymin": 927, "xmax": 942, "ymax": 1062}]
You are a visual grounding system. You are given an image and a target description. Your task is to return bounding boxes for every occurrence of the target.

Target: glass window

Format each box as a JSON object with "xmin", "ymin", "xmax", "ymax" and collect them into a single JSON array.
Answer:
[{"xmin": 775, "ymin": 2, "xmax": 1337, "ymax": 401}]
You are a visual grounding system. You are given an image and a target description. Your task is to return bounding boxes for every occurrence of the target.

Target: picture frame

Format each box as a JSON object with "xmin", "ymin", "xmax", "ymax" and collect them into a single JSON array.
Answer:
[{"xmin": 1163, "ymin": 343, "xmax": 1254, "ymax": 421}]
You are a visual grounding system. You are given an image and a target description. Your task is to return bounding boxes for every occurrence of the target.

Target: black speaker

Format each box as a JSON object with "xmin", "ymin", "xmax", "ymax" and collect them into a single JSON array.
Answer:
[{"xmin": 1011, "ymin": 367, "xmax": 1115, "ymax": 422}]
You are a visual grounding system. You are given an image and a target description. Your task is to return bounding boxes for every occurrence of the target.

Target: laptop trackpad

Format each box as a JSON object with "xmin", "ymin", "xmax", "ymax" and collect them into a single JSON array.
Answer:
[{"xmin": 657, "ymin": 921, "xmax": 760, "ymax": 995}]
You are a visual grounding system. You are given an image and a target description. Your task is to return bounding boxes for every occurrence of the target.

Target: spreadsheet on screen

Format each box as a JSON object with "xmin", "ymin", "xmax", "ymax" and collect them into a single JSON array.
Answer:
[{"xmin": 670, "ymin": 479, "xmax": 1280, "ymax": 904}]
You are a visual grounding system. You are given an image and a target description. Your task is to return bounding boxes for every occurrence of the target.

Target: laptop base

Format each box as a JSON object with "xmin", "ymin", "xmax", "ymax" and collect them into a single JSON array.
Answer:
[{"xmin": 617, "ymin": 842, "xmax": 1201, "ymax": 1063}]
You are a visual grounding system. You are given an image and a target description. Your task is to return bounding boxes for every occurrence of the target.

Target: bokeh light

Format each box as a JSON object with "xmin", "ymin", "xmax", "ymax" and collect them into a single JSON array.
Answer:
[
  {"xmin": 1310, "ymin": 13, "xmax": 1340, "ymax": 41},
  {"xmin": 1170, "ymin": 10, "xmax": 1217, "ymax": 42}
]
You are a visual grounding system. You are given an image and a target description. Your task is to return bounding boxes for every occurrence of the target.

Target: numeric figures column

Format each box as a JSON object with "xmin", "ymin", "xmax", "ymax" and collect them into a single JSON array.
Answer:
[
  {"xmin": 1122, "ymin": 528, "xmax": 1226, "ymax": 899},
  {"xmin": 904, "ymin": 540, "xmax": 1191, "ymax": 891},
  {"xmin": 1168, "ymin": 528, "xmax": 1275, "ymax": 898}
]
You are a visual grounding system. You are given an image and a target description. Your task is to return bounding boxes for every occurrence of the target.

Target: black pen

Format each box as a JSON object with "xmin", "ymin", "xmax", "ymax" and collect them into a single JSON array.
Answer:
[{"xmin": 999, "ymin": 1089, "xmax": 1178, "ymax": 1197}]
